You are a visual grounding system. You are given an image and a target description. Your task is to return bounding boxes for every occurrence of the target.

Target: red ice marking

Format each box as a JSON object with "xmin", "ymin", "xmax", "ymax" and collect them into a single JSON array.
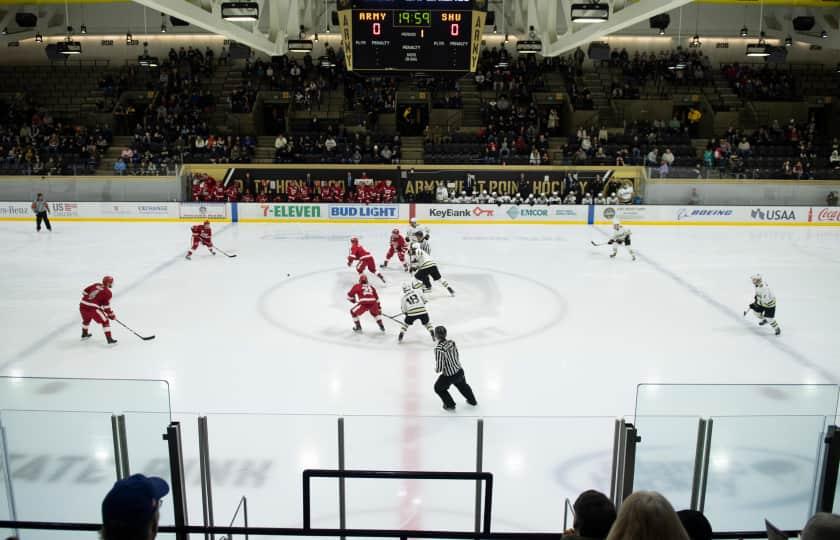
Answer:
[{"xmin": 401, "ymin": 349, "xmax": 422, "ymax": 529}]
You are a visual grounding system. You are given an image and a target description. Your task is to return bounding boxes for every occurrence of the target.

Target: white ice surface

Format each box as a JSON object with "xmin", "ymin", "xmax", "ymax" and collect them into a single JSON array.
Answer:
[{"xmin": 1, "ymin": 221, "xmax": 838, "ymax": 534}]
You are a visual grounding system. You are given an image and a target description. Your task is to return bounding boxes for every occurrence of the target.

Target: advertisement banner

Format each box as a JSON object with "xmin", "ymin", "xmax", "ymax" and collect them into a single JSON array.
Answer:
[
  {"xmin": 0, "ymin": 202, "xmax": 33, "ymax": 218},
  {"xmin": 749, "ymin": 207, "xmax": 798, "ymax": 223},
  {"xmin": 179, "ymin": 202, "xmax": 228, "ymax": 220},
  {"xmin": 0, "ymin": 202, "xmax": 183, "ymax": 221},
  {"xmin": 418, "ymin": 204, "xmax": 588, "ymax": 223},
  {"xmin": 595, "ymin": 205, "xmax": 655, "ymax": 223},
  {"xmin": 807, "ymin": 207, "xmax": 840, "ymax": 224},
  {"xmin": 328, "ymin": 204, "xmax": 399, "ymax": 219}
]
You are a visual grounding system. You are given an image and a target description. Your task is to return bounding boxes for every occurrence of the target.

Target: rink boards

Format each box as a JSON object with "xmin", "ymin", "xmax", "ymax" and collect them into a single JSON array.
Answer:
[{"xmin": 2, "ymin": 201, "xmax": 840, "ymax": 225}]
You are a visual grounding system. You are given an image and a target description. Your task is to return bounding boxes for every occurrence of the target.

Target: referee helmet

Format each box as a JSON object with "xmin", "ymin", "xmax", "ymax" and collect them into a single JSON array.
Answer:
[{"xmin": 434, "ymin": 326, "xmax": 447, "ymax": 341}]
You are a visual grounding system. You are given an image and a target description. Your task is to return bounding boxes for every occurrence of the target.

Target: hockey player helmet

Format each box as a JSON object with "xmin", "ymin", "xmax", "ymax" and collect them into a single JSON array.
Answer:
[
  {"xmin": 350, "ymin": 236, "xmax": 359, "ymax": 244},
  {"xmin": 401, "ymin": 282, "xmax": 411, "ymax": 293},
  {"xmin": 391, "ymin": 228, "xmax": 400, "ymax": 236},
  {"xmin": 203, "ymin": 220, "xmax": 210, "ymax": 226},
  {"xmin": 102, "ymin": 275, "xmax": 114, "ymax": 288},
  {"xmin": 359, "ymin": 274, "xmax": 368, "ymax": 284},
  {"xmin": 751, "ymin": 274, "xmax": 763, "ymax": 286},
  {"xmin": 409, "ymin": 217, "xmax": 417, "ymax": 226}
]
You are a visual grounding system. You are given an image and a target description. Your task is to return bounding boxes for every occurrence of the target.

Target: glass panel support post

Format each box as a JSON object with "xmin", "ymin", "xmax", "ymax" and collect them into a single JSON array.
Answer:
[
  {"xmin": 198, "ymin": 416, "xmax": 215, "ymax": 540},
  {"xmin": 164, "ymin": 421, "xmax": 189, "ymax": 540}
]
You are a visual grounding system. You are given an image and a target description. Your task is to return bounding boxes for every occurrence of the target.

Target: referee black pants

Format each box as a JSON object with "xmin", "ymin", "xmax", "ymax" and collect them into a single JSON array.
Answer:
[
  {"xmin": 434, "ymin": 368, "xmax": 477, "ymax": 408},
  {"xmin": 36, "ymin": 211, "xmax": 51, "ymax": 231}
]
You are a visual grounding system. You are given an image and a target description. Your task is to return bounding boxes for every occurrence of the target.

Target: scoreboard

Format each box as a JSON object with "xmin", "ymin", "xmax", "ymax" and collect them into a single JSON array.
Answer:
[{"xmin": 337, "ymin": 0, "xmax": 487, "ymax": 72}]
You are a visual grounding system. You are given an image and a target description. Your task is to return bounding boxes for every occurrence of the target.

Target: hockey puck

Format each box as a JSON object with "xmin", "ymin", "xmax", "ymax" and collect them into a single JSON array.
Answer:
[{"xmin": 287, "ymin": 273, "xmax": 290, "ymax": 277}]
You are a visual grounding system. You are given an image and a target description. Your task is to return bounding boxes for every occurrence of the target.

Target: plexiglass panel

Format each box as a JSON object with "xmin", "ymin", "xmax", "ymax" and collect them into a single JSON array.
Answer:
[
  {"xmin": 343, "ymin": 415, "xmax": 477, "ymax": 532},
  {"xmin": 633, "ymin": 415, "xmax": 701, "ymax": 511},
  {"xmin": 704, "ymin": 415, "xmax": 829, "ymax": 531},
  {"xmin": 483, "ymin": 416, "xmax": 617, "ymax": 532}
]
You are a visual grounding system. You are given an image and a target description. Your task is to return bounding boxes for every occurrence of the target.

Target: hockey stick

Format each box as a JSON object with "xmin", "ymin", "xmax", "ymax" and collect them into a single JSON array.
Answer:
[
  {"xmin": 114, "ymin": 319, "xmax": 156, "ymax": 341},
  {"xmin": 215, "ymin": 247, "xmax": 237, "ymax": 258},
  {"xmin": 381, "ymin": 312, "xmax": 404, "ymax": 324},
  {"xmin": 590, "ymin": 240, "xmax": 609, "ymax": 247}
]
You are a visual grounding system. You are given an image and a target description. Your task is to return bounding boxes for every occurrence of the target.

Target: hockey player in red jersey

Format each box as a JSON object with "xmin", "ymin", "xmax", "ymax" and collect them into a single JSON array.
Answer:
[
  {"xmin": 80, "ymin": 276, "xmax": 118, "ymax": 344},
  {"xmin": 186, "ymin": 220, "xmax": 215, "ymax": 259},
  {"xmin": 347, "ymin": 236, "xmax": 386, "ymax": 283},
  {"xmin": 347, "ymin": 274, "xmax": 385, "ymax": 332},
  {"xmin": 381, "ymin": 228, "xmax": 409, "ymax": 271}
]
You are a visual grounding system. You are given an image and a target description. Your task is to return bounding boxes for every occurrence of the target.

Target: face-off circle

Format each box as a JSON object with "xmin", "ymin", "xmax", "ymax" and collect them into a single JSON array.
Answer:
[{"xmin": 259, "ymin": 263, "xmax": 567, "ymax": 350}]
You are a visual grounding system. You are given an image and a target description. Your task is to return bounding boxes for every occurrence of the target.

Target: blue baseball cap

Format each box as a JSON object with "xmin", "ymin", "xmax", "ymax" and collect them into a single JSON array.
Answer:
[{"xmin": 102, "ymin": 474, "xmax": 169, "ymax": 529}]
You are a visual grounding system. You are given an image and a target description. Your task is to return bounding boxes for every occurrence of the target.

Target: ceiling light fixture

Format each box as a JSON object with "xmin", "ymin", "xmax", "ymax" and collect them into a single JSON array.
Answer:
[
  {"xmin": 784, "ymin": 36, "xmax": 792, "ymax": 47},
  {"xmin": 659, "ymin": 27, "xmax": 665, "ymax": 36},
  {"xmin": 820, "ymin": 30, "xmax": 828, "ymax": 39},
  {"xmin": 746, "ymin": 1, "xmax": 769, "ymax": 57},
  {"xmin": 126, "ymin": 32, "xmax": 133, "ymax": 44},
  {"xmin": 1, "ymin": 27, "xmax": 7, "ymax": 35},
  {"xmin": 80, "ymin": 24, "xmax": 87, "ymax": 34},
  {"xmin": 571, "ymin": 2, "xmax": 609, "ymax": 24},
  {"xmin": 740, "ymin": 26, "xmax": 748, "ymax": 37},
  {"xmin": 35, "ymin": 33, "xmax": 43, "ymax": 43},
  {"xmin": 221, "ymin": 2, "xmax": 259, "ymax": 22}
]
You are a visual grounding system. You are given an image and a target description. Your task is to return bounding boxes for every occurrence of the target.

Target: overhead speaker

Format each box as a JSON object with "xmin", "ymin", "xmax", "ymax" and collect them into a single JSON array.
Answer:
[
  {"xmin": 587, "ymin": 41, "xmax": 610, "ymax": 60},
  {"xmin": 331, "ymin": 11, "xmax": 339, "ymax": 26},
  {"xmin": 484, "ymin": 11, "xmax": 495, "ymax": 26},
  {"xmin": 765, "ymin": 46, "xmax": 788, "ymax": 64},
  {"xmin": 792, "ymin": 16, "xmax": 815, "ymax": 32},
  {"xmin": 649, "ymin": 14, "xmax": 670, "ymax": 30},
  {"xmin": 45, "ymin": 44, "xmax": 65, "ymax": 61},
  {"xmin": 170, "ymin": 16, "xmax": 189, "ymax": 26},
  {"xmin": 15, "ymin": 13, "xmax": 37, "ymax": 28},
  {"xmin": 228, "ymin": 42, "xmax": 251, "ymax": 59}
]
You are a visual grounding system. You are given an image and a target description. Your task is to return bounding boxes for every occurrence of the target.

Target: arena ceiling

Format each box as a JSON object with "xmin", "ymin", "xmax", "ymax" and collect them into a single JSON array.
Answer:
[{"xmin": 0, "ymin": 0, "xmax": 837, "ymax": 56}]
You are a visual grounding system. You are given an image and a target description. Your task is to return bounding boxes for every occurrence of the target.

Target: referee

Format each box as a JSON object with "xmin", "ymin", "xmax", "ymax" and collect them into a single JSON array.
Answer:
[
  {"xmin": 31, "ymin": 192, "xmax": 51, "ymax": 232},
  {"xmin": 433, "ymin": 326, "xmax": 477, "ymax": 411}
]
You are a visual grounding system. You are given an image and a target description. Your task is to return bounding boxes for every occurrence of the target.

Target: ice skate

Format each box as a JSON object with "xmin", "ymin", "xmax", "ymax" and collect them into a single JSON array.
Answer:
[
  {"xmin": 81, "ymin": 329, "xmax": 92, "ymax": 339},
  {"xmin": 106, "ymin": 336, "xmax": 118, "ymax": 345},
  {"xmin": 398, "ymin": 331, "xmax": 404, "ymax": 341},
  {"xmin": 443, "ymin": 404, "xmax": 456, "ymax": 412},
  {"xmin": 378, "ymin": 321, "xmax": 385, "ymax": 332},
  {"xmin": 447, "ymin": 286, "xmax": 455, "ymax": 296},
  {"xmin": 353, "ymin": 321, "xmax": 362, "ymax": 333},
  {"xmin": 758, "ymin": 319, "xmax": 768, "ymax": 326},
  {"xmin": 775, "ymin": 327, "xmax": 781, "ymax": 336},
  {"xmin": 185, "ymin": 253, "xmax": 192, "ymax": 260},
  {"xmin": 610, "ymin": 252, "xmax": 616, "ymax": 258},
  {"xmin": 380, "ymin": 261, "xmax": 388, "ymax": 268}
]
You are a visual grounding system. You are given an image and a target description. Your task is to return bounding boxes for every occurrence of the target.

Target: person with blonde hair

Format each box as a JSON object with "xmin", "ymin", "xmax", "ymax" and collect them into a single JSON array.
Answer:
[{"xmin": 606, "ymin": 491, "xmax": 689, "ymax": 540}]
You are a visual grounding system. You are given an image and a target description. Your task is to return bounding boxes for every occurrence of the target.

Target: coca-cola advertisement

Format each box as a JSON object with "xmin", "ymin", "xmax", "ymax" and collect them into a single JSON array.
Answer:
[{"xmin": 808, "ymin": 207, "xmax": 840, "ymax": 223}]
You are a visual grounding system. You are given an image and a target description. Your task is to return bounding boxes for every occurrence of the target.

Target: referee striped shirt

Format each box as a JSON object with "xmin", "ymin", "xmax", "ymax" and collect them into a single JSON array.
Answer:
[{"xmin": 435, "ymin": 339, "xmax": 462, "ymax": 376}]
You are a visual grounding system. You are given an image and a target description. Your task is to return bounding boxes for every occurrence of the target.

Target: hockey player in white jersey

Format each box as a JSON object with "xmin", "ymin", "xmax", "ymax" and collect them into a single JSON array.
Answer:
[
  {"xmin": 406, "ymin": 217, "xmax": 431, "ymax": 254},
  {"xmin": 410, "ymin": 242, "xmax": 455, "ymax": 296},
  {"xmin": 744, "ymin": 274, "xmax": 781, "ymax": 335},
  {"xmin": 398, "ymin": 282, "xmax": 435, "ymax": 342},
  {"xmin": 608, "ymin": 221, "xmax": 636, "ymax": 260}
]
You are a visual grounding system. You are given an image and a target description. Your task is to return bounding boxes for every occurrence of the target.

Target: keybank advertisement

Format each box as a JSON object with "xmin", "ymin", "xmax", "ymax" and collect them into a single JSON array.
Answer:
[{"xmin": 419, "ymin": 204, "xmax": 588, "ymax": 223}]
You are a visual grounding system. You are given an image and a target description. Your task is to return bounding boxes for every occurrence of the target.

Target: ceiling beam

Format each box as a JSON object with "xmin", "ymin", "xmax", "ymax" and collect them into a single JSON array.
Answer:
[
  {"xmin": 541, "ymin": 0, "xmax": 695, "ymax": 57},
  {"xmin": 132, "ymin": 0, "xmax": 287, "ymax": 56}
]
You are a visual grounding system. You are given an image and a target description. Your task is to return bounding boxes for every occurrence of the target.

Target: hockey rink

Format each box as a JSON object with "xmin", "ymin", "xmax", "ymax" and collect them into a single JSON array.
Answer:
[{"xmin": 1, "ymin": 220, "xmax": 839, "ymax": 535}]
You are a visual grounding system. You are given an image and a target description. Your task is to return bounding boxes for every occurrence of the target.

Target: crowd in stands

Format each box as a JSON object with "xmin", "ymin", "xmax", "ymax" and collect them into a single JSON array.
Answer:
[
  {"xmin": 699, "ymin": 118, "xmax": 838, "ymax": 179},
  {"xmin": 274, "ymin": 129, "xmax": 401, "ymax": 164},
  {"xmin": 608, "ymin": 49, "xmax": 712, "ymax": 99},
  {"xmin": 474, "ymin": 48, "xmax": 547, "ymax": 100},
  {"xmin": 189, "ymin": 171, "xmax": 397, "ymax": 203},
  {"xmin": 98, "ymin": 473, "xmax": 840, "ymax": 540},
  {"xmin": 113, "ymin": 47, "xmax": 256, "ymax": 173},
  {"xmin": 557, "ymin": 119, "xmax": 695, "ymax": 172},
  {"xmin": 0, "ymin": 100, "xmax": 111, "ymax": 175},
  {"xmin": 722, "ymin": 63, "xmax": 798, "ymax": 101}
]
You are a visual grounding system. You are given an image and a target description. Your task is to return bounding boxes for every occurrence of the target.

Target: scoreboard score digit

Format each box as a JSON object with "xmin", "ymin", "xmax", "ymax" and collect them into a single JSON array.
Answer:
[{"xmin": 339, "ymin": 0, "xmax": 486, "ymax": 72}]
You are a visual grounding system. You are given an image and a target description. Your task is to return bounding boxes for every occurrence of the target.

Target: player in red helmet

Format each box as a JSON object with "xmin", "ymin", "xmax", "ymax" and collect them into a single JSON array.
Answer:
[
  {"xmin": 347, "ymin": 236, "xmax": 386, "ymax": 283},
  {"xmin": 381, "ymin": 228, "xmax": 409, "ymax": 271},
  {"xmin": 347, "ymin": 274, "xmax": 385, "ymax": 333},
  {"xmin": 80, "ymin": 276, "xmax": 117, "ymax": 344},
  {"xmin": 186, "ymin": 220, "xmax": 215, "ymax": 259}
]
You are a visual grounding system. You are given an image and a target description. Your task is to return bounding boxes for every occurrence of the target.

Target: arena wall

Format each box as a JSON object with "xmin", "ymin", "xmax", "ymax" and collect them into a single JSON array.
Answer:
[{"xmin": 2, "ymin": 201, "xmax": 840, "ymax": 226}]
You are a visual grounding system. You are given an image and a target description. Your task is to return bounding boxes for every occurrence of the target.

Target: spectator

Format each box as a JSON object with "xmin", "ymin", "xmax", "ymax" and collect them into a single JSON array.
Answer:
[
  {"xmin": 646, "ymin": 148, "xmax": 659, "ymax": 166},
  {"xmin": 529, "ymin": 147, "xmax": 541, "ymax": 165},
  {"xmin": 801, "ymin": 513, "xmax": 840, "ymax": 540},
  {"xmin": 114, "ymin": 159, "xmax": 127, "ymax": 175},
  {"xmin": 827, "ymin": 191, "xmax": 838, "ymax": 206},
  {"xmin": 830, "ymin": 149, "xmax": 840, "ymax": 169},
  {"xmin": 101, "ymin": 474, "xmax": 169, "ymax": 540},
  {"xmin": 677, "ymin": 510, "xmax": 712, "ymax": 540},
  {"xmin": 658, "ymin": 160, "xmax": 670, "ymax": 178},
  {"xmin": 661, "ymin": 148, "xmax": 675, "ymax": 166},
  {"xmin": 563, "ymin": 490, "xmax": 616, "ymax": 540},
  {"xmin": 606, "ymin": 491, "xmax": 689, "ymax": 540}
]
